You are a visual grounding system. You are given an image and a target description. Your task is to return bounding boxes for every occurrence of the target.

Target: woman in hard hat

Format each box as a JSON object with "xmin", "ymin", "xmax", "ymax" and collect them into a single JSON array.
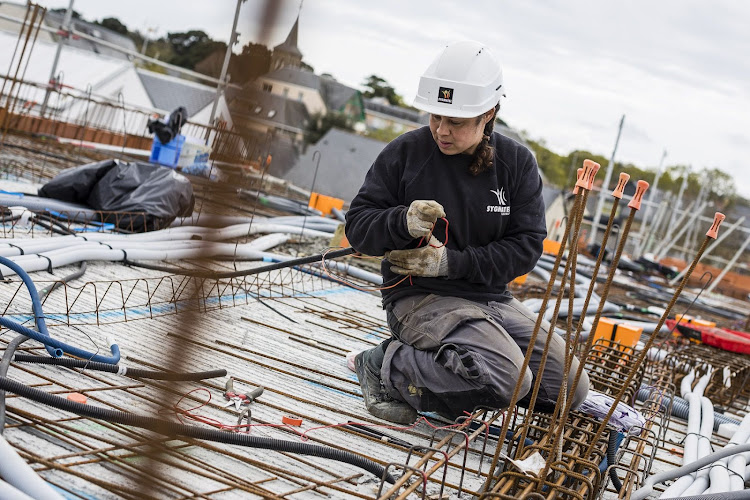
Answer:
[{"xmin": 346, "ymin": 41, "xmax": 589, "ymax": 424}]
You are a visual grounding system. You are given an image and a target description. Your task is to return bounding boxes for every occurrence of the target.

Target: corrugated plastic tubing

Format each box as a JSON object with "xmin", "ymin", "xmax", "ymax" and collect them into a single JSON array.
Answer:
[
  {"xmin": 0, "ymin": 377, "xmax": 395, "ymax": 483},
  {"xmin": 12, "ymin": 355, "xmax": 227, "ymax": 381},
  {"xmin": 636, "ymin": 388, "xmax": 740, "ymax": 431}
]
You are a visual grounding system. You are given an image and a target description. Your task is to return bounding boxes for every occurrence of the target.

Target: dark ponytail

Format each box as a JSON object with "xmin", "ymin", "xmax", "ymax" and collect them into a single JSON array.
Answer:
[{"xmin": 468, "ymin": 103, "xmax": 500, "ymax": 176}]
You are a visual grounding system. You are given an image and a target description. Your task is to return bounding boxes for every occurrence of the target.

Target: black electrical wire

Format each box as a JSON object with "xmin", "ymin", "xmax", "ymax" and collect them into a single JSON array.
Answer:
[
  {"xmin": 123, "ymin": 247, "xmax": 357, "ymax": 279},
  {"xmin": 0, "ymin": 376, "xmax": 394, "ymax": 483},
  {"xmin": 0, "ymin": 261, "xmax": 87, "ymax": 434},
  {"xmin": 13, "ymin": 355, "xmax": 226, "ymax": 381},
  {"xmin": 607, "ymin": 430, "xmax": 623, "ymax": 493}
]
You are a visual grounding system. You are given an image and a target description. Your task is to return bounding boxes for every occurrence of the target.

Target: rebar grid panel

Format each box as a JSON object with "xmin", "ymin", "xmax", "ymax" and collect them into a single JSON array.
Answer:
[
  {"xmin": 599, "ymin": 382, "xmax": 675, "ymax": 499},
  {"xmin": 3, "ymin": 278, "xmax": 527, "ymax": 499},
  {"xmin": 583, "ymin": 339, "xmax": 645, "ymax": 402},
  {"xmin": 662, "ymin": 342, "xmax": 750, "ymax": 415},
  {"xmin": 488, "ymin": 411, "xmax": 609, "ymax": 499}
]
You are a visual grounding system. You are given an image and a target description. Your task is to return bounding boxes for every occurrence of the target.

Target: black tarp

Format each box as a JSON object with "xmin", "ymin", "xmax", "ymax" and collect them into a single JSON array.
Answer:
[{"xmin": 38, "ymin": 160, "xmax": 194, "ymax": 231}]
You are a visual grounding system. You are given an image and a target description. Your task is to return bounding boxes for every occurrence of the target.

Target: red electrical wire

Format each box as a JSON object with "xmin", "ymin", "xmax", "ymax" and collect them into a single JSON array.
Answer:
[
  {"xmin": 169, "ymin": 389, "xmax": 485, "ymax": 446},
  {"xmin": 321, "ymin": 217, "xmax": 449, "ymax": 291}
]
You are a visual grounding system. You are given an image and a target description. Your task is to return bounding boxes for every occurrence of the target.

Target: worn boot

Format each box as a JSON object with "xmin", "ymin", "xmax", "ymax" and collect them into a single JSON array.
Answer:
[{"xmin": 355, "ymin": 349, "xmax": 417, "ymax": 425}]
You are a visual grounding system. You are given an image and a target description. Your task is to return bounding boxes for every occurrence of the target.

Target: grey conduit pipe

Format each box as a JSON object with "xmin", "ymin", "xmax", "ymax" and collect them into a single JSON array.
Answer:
[
  {"xmin": 632, "ymin": 443, "xmax": 750, "ymax": 500},
  {"xmin": 0, "ymin": 435, "xmax": 63, "ymax": 499},
  {"xmin": 636, "ymin": 388, "xmax": 741, "ymax": 431}
]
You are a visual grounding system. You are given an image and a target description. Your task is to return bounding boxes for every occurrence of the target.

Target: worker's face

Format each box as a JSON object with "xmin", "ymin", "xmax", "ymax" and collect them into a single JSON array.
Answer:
[{"xmin": 429, "ymin": 111, "xmax": 493, "ymax": 155}]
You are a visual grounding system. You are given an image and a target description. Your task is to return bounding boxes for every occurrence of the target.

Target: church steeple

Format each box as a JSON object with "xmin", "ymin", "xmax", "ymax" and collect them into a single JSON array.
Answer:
[{"xmin": 270, "ymin": 11, "xmax": 303, "ymax": 71}]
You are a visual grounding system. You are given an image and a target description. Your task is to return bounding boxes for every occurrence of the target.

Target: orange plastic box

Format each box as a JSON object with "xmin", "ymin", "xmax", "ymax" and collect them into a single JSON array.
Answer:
[
  {"xmin": 592, "ymin": 317, "xmax": 643, "ymax": 350},
  {"xmin": 308, "ymin": 192, "xmax": 344, "ymax": 216}
]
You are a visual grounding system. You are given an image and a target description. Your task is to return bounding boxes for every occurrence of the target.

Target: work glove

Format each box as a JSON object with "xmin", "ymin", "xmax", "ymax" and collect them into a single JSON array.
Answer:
[
  {"xmin": 387, "ymin": 236, "xmax": 448, "ymax": 277},
  {"xmin": 406, "ymin": 200, "xmax": 445, "ymax": 239}
]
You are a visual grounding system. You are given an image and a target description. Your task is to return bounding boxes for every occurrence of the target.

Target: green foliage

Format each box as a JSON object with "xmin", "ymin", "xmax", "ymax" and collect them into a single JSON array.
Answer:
[
  {"xmin": 361, "ymin": 74, "xmax": 414, "ymax": 108},
  {"xmin": 304, "ymin": 112, "xmax": 354, "ymax": 145},
  {"xmin": 228, "ymin": 43, "xmax": 271, "ymax": 83},
  {"xmin": 50, "ymin": 8, "xmax": 83, "ymax": 19},
  {"xmin": 367, "ymin": 126, "xmax": 405, "ymax": 143},
  {"xmin": 96, "ymin": 17, "xmax": 128, "ymax": 36},
  {"xmin": 166, "ymin": 30, "xmax": 226, "ymax": 70}
]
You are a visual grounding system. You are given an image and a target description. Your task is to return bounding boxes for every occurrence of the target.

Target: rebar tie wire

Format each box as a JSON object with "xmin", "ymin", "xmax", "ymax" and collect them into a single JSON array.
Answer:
[
  {"xmin": 581, "ymin": 212, "xmax": 726, "ymax": 461},
  {"xmin": 482, "ymin": 160, "xmax": 598, "ymax": 491}
]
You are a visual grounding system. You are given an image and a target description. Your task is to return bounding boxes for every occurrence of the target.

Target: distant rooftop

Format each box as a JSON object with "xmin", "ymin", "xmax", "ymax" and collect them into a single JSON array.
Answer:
[
  {"xmin": 228, "ymin": 87, "xmax": 310, "ymax": 133},
  {"xmin": 279, "ymin": 128, "xmax": 385, "ymax": 202},
  {"xmin": 263, "ymin": 67, "xmax": 360, "ymax": 113},
  {"xmin": 137, "ymin": 69, "xmax": 217, "ymax": 117},
  {"xmin": 365, "ymin": 97, "xmax": 428, "ymax": 126}
]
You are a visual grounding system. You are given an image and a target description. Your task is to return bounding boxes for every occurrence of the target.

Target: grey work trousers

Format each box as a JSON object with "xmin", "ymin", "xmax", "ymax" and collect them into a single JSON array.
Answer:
[{"xmin": 380, "ymin": 293, "xmax": 590, "ymax": 419}]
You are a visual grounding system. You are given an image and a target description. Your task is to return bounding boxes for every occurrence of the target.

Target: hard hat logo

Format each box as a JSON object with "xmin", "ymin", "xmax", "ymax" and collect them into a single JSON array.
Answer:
[{"xmin": 438, "ymin": 87, "xmax": 454, "ymax": 104}]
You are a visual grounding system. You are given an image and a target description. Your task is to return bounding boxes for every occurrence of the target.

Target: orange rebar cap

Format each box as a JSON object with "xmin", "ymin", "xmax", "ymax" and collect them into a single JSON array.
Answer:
[
  {"xmin": 575, "ymin": 160, "xmax": 599, "ymax": 191},
  {"xmin": 706, "ymin": 212, "xmax": 726, "ymax": 239},
  {"xmin": 572, "ymin": 168, "xmax": 584, "ymax": 194},
  {"xmin": 585, "ymin": 161, "xmax": 601, "ymax": 190},
  {"xmin": 612, "ymin": 172, "xmax": 630, "ymax": 199},
  {"xmin": 627, "ymin": 180, "xmax": 649, "ymax": 210}
]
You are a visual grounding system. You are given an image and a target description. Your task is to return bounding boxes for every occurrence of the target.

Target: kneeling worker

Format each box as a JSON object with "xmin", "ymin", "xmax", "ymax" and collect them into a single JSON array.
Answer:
[{"xmin": 345, "ymin": 40, "xmax": 589, "ymax": 424}]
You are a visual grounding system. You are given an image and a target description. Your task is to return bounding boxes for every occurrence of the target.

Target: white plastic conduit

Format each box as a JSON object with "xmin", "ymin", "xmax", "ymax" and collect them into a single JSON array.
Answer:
[
  {"xmin": 708, "ymin": 412, "xmax": 750, "ymax": 493},
  {"xmin": 662, "ymin": 371, "xmax": 702, "ymax": 498},
  {"xmin": 0, "ymin": 435, "xmax": 63, "ymax": 499},
  {"xmin": 0, "ymin": 237, "xmax": 290, "ymax": 277},
  {"xmin": 680, "ymin": 396, "xmax": 715, "ymax": 496},
  {"xmin": 0, "ymin": 223, "xmax": 333, "ymax": 256},
  {"xmin": 0, "ymin": 479, "xmax": 35, "ymax": 500}
]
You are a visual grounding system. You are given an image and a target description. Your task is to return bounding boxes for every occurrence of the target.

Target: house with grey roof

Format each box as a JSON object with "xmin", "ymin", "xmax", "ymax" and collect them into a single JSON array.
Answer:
[
  {"xmin": 277, "ymin": 128, "xmax": 386, "ymax": 203},
  {"xmin": 227, "ymin": 87, "xmax": 309, "ymax": 143},
  {"xmin": 257, "ymin": 66, "xmax": 364, "ymax": 124},
  {"xmin": 364, "ymin": 97, "xmax": 428, "ymax": 134}
]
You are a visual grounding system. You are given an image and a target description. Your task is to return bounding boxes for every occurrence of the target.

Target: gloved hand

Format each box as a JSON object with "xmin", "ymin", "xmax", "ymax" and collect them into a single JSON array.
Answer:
[
  {"xmin": 406, "ymin": 200, "xmax": 445, "ymax": 239},
  {"xmin": 387, "ymin": 237, "xmax": 448, "ymax": 277}
]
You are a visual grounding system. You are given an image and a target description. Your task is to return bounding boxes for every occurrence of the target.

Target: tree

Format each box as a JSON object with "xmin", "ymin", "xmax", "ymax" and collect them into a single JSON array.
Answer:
[
  {"xmin": 50, "ymin": 8, "xmax": 83, "ymax": 19},
  {"xmin": 304, "ymin": 112, "xmax": 354, "ymax": 145},
  {"xmin": 228, "ymin": 43, "xmax": 271, "ymax": 83},
  {"xmin": 166, "ymin": 30, "xmax": 226, "ymax": 70},
  {"xmin": 96, "ymin": 17, "xmax": 128, "ymax": 36},
  {"xmin": 361, "ymin": 74, "xmax": 410, "ymax": 107}
]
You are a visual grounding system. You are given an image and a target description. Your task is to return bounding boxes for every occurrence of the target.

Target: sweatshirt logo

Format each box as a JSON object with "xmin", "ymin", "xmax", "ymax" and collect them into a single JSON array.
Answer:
[
  {"xmin": 438, "ymin": 87, "xmax": 454, "ymax": 104},
  {"xmin": 488, "ymin": 188, "xmax": 510, "ymax": 214}
]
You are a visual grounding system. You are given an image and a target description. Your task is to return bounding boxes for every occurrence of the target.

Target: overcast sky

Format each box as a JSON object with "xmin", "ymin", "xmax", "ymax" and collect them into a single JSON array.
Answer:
[{"xmin": 35, "ymin": 0, "xmax": 750, "ymax": 197}]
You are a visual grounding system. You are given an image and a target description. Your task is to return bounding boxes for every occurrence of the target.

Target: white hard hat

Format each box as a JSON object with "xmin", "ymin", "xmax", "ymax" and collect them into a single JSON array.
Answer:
[{"xmin": 413, "ymin": 40, "xmax": 504, "ymax": 118}]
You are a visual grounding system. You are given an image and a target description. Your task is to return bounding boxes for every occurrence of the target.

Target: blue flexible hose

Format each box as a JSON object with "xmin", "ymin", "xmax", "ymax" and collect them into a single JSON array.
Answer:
[{"xmin": 0, "ymin": 256, "xmax": 120, "ymax": 364}]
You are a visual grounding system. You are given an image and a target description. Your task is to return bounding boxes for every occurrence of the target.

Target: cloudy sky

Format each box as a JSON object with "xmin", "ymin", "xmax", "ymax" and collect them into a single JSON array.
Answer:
[{"xmin": 35, "ymin": 0, "xmax": 750, "ymax": 197}]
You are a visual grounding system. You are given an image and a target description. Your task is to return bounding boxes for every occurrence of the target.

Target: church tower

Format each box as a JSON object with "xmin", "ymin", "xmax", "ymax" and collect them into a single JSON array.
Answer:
[{"xmin": 270, "ymin": 14, "xmax": 303, "ymax": 71}]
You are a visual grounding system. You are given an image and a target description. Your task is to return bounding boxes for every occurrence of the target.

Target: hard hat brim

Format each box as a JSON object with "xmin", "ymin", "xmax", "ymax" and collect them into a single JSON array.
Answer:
[{"xmin": 412, "ymin": 100, "xmax": 495, "ymax": 119}]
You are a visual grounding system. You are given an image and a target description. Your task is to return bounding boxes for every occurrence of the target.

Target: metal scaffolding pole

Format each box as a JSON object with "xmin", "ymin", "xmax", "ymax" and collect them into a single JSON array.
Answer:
[
  {"xmin": 588, "ymin": 114, "xmax": 625, "ymax": 245},
  {"xmin": 636, "ymin": 149, "xmax": 667, "ymax": 255},
  {"xmin": 706, "ymin": 232, "xmax": 750, "ymax": 294},
  {"xmin": 668, "ymin": 215, "xmax": 745, "ymax": 286},
  {"xmin": 208, "ymin": 0, "xmax": 246, "ymax": 128},
  {"xmin": 39, "ymin": 0, "xmax": 73, "ymax": 117}
]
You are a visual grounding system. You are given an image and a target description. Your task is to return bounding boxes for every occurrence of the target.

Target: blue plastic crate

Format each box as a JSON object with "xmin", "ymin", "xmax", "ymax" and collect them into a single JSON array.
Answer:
[{"xmin": 149, "ymin": 134, "xmax": 185, "ymax": 168}]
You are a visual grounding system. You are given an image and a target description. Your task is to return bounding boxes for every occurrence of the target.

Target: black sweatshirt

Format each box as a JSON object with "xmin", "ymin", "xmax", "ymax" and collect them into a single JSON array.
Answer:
[{"xmin": 345, "ymin": 126, "xmax": 546, "ymax": 306}]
